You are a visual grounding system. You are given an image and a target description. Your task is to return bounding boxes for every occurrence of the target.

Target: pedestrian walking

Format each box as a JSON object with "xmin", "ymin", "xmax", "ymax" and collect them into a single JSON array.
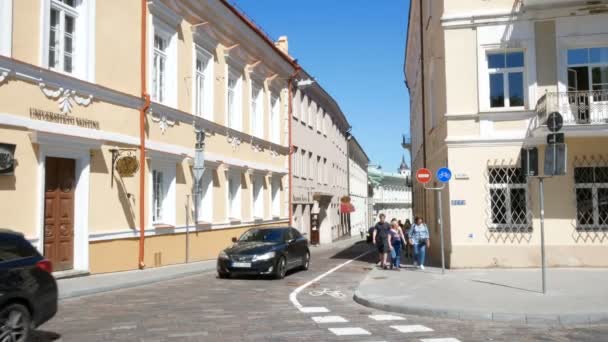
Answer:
[
  {"xmin": 372, "ymin": 213, "xmax": 391, "ymax": 269},
  {"xmin": 389, "ymin": 218, "xmax": 407, "ymax": 270},
  {"xmin": 409, "ymin": 216, "xmax": 430, "ymax": 270},
  {"xmin": 404, "ymin": 218, "xmax": 412, "ymax": 259}
]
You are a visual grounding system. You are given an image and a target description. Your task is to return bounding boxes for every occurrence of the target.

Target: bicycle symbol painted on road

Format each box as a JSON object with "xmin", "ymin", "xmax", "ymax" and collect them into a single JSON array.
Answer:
[{"xmin": 308, "ymin": 288, "xmax": 346, "ymax": 299}]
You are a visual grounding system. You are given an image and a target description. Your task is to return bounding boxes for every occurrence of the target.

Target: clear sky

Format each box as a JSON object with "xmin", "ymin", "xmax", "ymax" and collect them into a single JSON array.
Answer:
[{"xmin": 230, "ymin": 0, "xmax": 411, "ymax": 172}]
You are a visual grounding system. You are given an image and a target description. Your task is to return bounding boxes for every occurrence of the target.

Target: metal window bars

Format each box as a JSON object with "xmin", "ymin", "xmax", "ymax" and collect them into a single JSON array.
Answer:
[
  {"xmin": 573, "ymin": 155, "xmax": 608, "ymax": 232},
  {"xmin": 485, "ymin": 163, "xmax": 533, "ymax": 235}
]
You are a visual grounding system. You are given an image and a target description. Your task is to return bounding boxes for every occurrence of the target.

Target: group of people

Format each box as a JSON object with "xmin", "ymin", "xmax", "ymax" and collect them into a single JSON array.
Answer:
[{"xmin": 371, "ymin": 213, "xmax": 430, "ymax": 270}]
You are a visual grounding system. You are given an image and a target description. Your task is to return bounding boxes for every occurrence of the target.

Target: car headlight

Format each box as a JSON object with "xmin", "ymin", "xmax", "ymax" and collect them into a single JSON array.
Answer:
[
  {"xmin": 218, "ymin": 251, "xmax": 229, "ymax": 260},
  {"xmin": 252, "ymin": 251, "xmax": 276, "ymax": 262}
]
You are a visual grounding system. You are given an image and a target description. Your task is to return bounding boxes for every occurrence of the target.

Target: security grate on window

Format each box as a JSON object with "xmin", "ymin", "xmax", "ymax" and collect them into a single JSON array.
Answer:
[
  {"xmin": 573, "ymin": 156, "xmax": 608, "ymax": 231},
  {"xmin": 485, "ymin": 165, "xmax": 532, "ymax": 232}
]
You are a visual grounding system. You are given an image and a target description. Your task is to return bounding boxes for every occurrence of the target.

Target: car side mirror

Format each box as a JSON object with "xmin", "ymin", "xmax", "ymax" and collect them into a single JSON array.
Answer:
[
  {"xmin": 231, "ymin": 237, "xmax": 237, "ymax": 243},
  {"xmin": 287, "ymin": 238, "xmax": 296, "ymax": 244}
]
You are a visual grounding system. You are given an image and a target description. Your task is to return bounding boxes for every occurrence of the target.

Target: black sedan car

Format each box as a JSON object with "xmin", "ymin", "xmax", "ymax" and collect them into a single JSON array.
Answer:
[
  {"xmin": 217, "ymin": 227, "xmax": 310, "ymax": 279},
  {"xmin": 0, "ymin": 229, "xmax": 58, "ymax": 342}
]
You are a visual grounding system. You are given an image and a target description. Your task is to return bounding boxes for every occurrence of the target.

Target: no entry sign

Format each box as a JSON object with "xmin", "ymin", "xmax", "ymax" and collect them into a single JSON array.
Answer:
[{"xmin": 416, "ymin": 168, "xmax": 432, "ymax": 184}]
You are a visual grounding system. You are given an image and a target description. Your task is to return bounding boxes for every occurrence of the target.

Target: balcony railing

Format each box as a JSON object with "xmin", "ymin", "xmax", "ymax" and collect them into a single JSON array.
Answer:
[{"xmin": 535, "ymin": 90, "xmax": 608, "ymax": 129}]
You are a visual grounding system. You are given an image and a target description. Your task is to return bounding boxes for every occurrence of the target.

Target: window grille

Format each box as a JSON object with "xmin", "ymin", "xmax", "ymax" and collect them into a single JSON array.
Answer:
[
  {"xmin": 574, "ymin": 156, "xmax": 608, "ymax": 231},
  {"xmin": 485, "ymin": 165, "xmax": 532, "ymax": 232}
]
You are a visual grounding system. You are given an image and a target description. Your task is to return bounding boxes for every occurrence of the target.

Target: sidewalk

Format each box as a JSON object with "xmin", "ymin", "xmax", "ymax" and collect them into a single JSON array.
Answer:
[
  {"xmin": 354, "ymin": 265, "xmax": 608, "ymax": 326},
  {"xmin": 58, "ymin": 235, "xmax": 363, "ymax": 300}
]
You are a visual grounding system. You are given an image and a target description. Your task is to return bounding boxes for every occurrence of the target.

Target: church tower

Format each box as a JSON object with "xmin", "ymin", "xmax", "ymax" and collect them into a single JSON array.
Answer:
[{"xmin": 398, "ymin": 155, "xmax": 409, "ymax": 175}]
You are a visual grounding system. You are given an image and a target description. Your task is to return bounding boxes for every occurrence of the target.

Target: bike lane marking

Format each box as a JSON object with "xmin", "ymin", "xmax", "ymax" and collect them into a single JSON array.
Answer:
[{"xmin": 289, "ymin": 249, "xmax": 372, "ymax": 313}]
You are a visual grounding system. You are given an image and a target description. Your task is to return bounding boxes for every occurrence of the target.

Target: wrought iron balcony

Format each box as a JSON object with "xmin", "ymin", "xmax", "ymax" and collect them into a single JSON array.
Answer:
[
  {"xmin": 535, "ymin": 90, "xmax": 608, "ymax": 130},
  {"xmin": 401, "ymin": 134, "xmax": 411, "ymax": 150}
]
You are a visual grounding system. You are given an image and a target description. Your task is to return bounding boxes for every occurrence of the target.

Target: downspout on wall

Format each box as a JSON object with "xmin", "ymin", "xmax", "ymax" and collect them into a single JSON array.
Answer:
[
  {"xmin": 419, "ymin": 0, "xmax": 427, "ymax": 219},
  {"xmin": 138, "ymin": 0, "xmax": 150, "ymax": 269}
]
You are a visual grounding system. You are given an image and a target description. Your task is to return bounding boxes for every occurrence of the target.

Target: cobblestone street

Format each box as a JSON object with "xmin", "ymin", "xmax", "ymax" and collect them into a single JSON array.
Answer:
[{"xmin": 32, "ymin": 241, "xmax": 608, "ymax": 341}]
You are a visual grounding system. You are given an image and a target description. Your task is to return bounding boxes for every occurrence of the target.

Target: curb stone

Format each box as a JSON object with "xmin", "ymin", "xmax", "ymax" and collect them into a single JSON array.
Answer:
[
  {"xmin": 353, "ymin": 290, "xmax": 608, "ymax": 327},
  {"xmin": 59, "ymin": 262, "xmax": 216, "ymax": 300}
]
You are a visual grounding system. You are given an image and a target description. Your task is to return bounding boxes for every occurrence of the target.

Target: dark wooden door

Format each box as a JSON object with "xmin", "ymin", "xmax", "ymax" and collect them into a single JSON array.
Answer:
[
  {"xmin": 44, "ymin": 157, "xmax": 75, "ymax": 271},
  {"xmin": 310, "ymin": 213, "xmax": 320, "ymax": 245}
]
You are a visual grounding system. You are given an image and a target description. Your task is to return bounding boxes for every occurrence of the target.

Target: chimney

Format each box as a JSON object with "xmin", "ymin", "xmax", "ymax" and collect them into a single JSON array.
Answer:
[{"xmin": 274, "ymin": 36, "xmax": 288, "ymax": 55}]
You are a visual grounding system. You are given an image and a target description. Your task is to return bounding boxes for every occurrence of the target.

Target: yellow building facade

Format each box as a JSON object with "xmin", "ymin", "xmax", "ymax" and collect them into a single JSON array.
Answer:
[
  {"xmin": 406, "ymin": 0, "xmax": 608, "ymax": 267},
  {"xmin": 0, "ymin": 0, "xmax": 297, "ymax": 275}
]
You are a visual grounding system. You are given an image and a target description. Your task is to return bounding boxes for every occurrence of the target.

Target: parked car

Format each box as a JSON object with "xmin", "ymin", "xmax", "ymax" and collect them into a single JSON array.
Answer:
[
  {"xmin": 217, "ymin": 227, "xmax": 310, "ymax": 279},
  {"xmin": 0, "ymin": 229, "xmax": 58, "ymax": 342}
]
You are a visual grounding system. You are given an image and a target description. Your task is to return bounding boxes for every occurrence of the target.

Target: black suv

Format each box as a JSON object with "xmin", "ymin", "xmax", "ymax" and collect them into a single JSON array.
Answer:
[{"xmin": 0, "ymin": 229, "xmax": 58, "ymax": 342}]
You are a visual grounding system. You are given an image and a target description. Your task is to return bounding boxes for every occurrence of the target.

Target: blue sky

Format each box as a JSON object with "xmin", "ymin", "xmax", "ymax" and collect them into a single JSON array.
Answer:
[{"xmin": 231, "ymin": 0, "xmax": 411, "ymax": 172}]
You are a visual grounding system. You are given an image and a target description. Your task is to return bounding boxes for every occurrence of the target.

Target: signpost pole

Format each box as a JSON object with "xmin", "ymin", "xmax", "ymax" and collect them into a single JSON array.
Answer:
[
  {"xmin": 539, "ymin": 177, "xmax": 547, "ymax": 294},
  {"xmin": 437, "ymin": 189, "xmax": 445, "ymax": 275}
]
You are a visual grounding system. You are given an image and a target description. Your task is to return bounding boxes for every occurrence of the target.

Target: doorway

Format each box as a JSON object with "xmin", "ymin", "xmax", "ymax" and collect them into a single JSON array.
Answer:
[{"xmin": 43, "ymin": 157, "xmax": 76, "ymax": 271}]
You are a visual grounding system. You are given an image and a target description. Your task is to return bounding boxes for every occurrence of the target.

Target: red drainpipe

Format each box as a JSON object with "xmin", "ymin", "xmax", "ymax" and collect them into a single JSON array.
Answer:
[{"xmin": 138, "ymin": 0, "xmax": 150, "ymax": 269}]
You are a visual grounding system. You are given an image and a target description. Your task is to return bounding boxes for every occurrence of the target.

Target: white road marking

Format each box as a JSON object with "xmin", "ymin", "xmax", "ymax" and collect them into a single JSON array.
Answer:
[
  {"xmin": 289, "ymin": 249, "xmax": 372, "ymax": 313},
  {"xmin": 368, "ymin": 314, "xmax": 405, "ymax": 321},
  {"xmin": 328, "ymin": 327, "xmax": 371, "ymax": 336},
  {"xmin": 420, "ymin": 339, "xmax": 462, "ymax": 342},
  {"xmin": 299, "ymin": 307, "xmax": 330, "ymax": 313},
  {"xmin": 311, "ymin": 315, "xmax": 348, "ymax": 323},
  {"xmin": 391, "ymin": 325, "xmax": 434, "ymax": 333}
]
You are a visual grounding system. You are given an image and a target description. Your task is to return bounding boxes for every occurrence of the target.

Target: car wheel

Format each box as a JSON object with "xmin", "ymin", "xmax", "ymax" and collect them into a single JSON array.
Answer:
[
  {"xmin": 301, "ymin": 251, "xmax": 310, "ymax": 271},
  {"xmin": 0, "ymin": 303, "xmax": 31, "ymax": 342},
  {"xmin": 218, "ymin": 272, "xmax": 230, "ymax": 279},
  {"xmin": 274, "ymin": 256, "xmax": 287, "ymax": 279}
]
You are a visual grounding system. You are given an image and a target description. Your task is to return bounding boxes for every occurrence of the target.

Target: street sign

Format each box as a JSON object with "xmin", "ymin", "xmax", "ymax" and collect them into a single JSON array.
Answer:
[
  {"xmin": 547, "ymin": 133, "xmax": 564, "ymax": 144},
  {"xmin": 436, "ymin": 167, "xmax": 452, "ymax": 183},
  {"xmin": 521, "ymin": 147, "xmax": 538, "ymax": 177},
  {"xmin": 547, "ymin": 112, "xmax": 563, "ymax": 132},
  {"xmin": 416, "ymin": 168, "xmax": 432, "ymax": 184},
  {"xmin": 544, "ymin": 143, "xmax": 567, "ymax": 176}
]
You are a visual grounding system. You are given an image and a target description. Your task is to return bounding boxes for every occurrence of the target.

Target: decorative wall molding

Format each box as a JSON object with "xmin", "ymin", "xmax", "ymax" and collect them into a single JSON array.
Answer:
[
  {"xmin": 251, "ymin": 138, "xmax": 263, "ymax": 152},
  {"xmin": 150, "ymin": 110, "xmax": 176, "ymax": 134},
  {"xmin": 39, "ymin": 82, "xmax": 94, "ymax": 114},
  {"xmin": 227, "ymin": 134, "xmax": 242, "ymax": 151}
]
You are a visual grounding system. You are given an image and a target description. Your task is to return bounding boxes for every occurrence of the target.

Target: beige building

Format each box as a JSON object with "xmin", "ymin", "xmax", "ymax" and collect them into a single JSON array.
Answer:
[
  {"xmin": 347, "ymin": 136, "xmax": 370, "ymax": 237},
  {"xmin": 291, "ymin": 71, "xmax": 351, "ymax": 245},
  {"xmin": 406, "ymin": 0, "xmax": 608, "ymax": 268},
  {"xmin": 0, "ymin": 0, "xmax": 300, "ymax": 275}
]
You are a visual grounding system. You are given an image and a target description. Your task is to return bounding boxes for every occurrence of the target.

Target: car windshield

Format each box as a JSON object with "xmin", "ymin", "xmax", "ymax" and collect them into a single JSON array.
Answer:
[{"xmin": 239, "ymin": 229, "xmax": 284, "ymax": 243}]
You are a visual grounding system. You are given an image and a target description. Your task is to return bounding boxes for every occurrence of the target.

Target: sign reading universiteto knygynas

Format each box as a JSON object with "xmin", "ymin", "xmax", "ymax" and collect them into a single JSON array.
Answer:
[{"xmin": 0, "ymin": 143, "xmax": 16, "ymax": 176}]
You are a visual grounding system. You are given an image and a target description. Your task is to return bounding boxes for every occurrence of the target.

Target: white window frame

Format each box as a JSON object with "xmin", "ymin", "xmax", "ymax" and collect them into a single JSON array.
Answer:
[
  {"xmin": 574, "ymin": 166, "xmax": 608, "ymax": 230},
  {"xmin": 308, "ymin": 100, "xmax": 315, "ymax": 129},
  {"xmin": 193, "ymin": 46, "xmax": 214, "ymax": 121},
  {"xmin": 0, "ymin": 0, "xmax": 13, "ymax": 57},
  {"xmin": 566, "ymin": 47, "xmax": 608, "ymax": 92},
  {"xmin": 300, "ymin": 94, "xmax": 307, "ymax": 125},
  {"xmin": 485, "ymin": 50, "xmax": 526, "ymax": 110},
  {"xmin": 487, "ymin": 167, "xmax": 530, "ymax": 231},
  {"xmin": 197, "ymin": 167, "xmax": 213, "ymax": 223},
  {"xmin": 226, "ymin": 66, "xmax": 243, "ymax": 131},
  {"xmin": 251, "ymin": 174, "xmax": 264, "ymax": 219},
  {"xmin": 149, "ymin": 160, "xmax": 176, "ymax": 226},
  {"xmin": 250, "ymin": 80, "xmax": 264, "ymax": 138},
  {"xmin": 271, "ymin": 177, "xmax": 281, "ymax": 218},
  {"xmin": 270, "ymin": 94, "xmax": 280, "ymax": 144},
  {"xmin": 226, "ymin": 171, "xmax": 242, "ymax": 220},
  {"xmin": 41, "ymin": 0, "xmax": 95, "ymax": 81},
  {"xmin": 149, "ymin": 18, "xmax": 177, "ymax": 107}
]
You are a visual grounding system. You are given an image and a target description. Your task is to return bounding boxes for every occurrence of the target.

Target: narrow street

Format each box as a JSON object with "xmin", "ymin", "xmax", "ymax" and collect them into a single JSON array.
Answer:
[{"xmin": 36, "ymin": 241, "xmax": 608, "ymax": 342}]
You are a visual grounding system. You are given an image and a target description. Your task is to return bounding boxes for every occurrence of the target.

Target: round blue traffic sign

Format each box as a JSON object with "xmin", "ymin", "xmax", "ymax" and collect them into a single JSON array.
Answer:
[{"xmin": 437, "ymin": 167, "xmax": 452, "ymax": 183}]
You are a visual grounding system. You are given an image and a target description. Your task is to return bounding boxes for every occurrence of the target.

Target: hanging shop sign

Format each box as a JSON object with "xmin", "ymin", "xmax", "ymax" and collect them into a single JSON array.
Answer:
[
  {"xmin": 0, "ymin": 143, "xmax": 16, "ymax": 175},
  {"xmin": 115, "ymin": 155, "xmax": 139, "ymax": 177},
  {"xmin": 30, "ymin": 108, "xmax": 100, "ymax": 130}
]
